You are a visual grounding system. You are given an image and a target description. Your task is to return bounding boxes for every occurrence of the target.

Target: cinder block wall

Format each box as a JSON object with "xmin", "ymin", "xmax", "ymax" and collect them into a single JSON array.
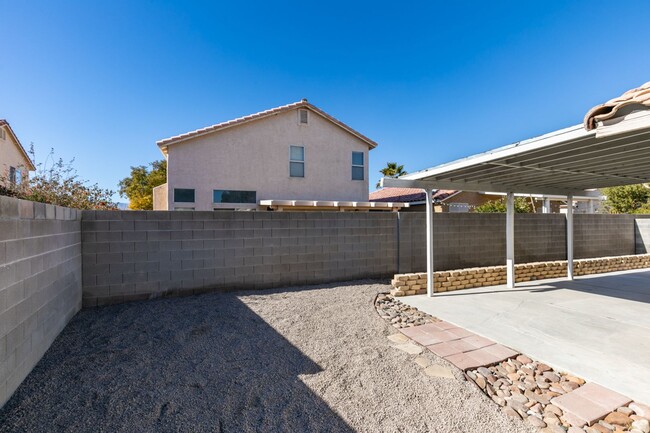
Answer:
[
  {"xmin": 398, "ymin": 213, "xmax": 566, "ymax": 272},
  {"xmin": 398, "ymin": 212, "xmax": 650, "ymax": 272},
  {"xmin": 634, "ymin": 218, "xmax": 650, "ymax": 254},
  {"xmin": 0, "ymin": 196, "xmax": 81, "ymax": 407},
  {"xmin": 81, "ymin": 211, "xmax": 398, "ymax": 307}
]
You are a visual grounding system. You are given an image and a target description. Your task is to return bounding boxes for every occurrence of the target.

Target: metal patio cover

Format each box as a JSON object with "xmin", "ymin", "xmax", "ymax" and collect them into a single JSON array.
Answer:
[
  {"xmin": 380, "ymin": 96, "xmax": 650, "ymax": 297},
  {"xmin": 382, "ymin": 119, "xmax": 650, "ymax": 196}
]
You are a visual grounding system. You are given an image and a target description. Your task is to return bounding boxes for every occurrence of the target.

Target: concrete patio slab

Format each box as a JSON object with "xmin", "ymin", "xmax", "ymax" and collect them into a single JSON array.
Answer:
[{"xmin": 399, "ymin": 269, "xmax": 650, "ymax": 404}]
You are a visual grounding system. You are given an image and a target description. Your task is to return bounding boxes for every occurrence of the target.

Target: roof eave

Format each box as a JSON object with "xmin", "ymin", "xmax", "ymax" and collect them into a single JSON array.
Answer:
[{"xmin": 155, "ymin": 101, "xmax": 378, "ymax": 150}]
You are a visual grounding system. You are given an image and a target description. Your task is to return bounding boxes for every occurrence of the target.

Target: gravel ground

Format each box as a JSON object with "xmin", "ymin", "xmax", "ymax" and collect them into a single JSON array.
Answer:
[{"xmin": 0, "ymin": 281, "xmax": 534, "ymax": 433}]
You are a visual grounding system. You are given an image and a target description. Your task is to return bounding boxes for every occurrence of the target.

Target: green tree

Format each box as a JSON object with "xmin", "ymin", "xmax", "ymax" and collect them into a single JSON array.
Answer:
[
  {"xmin": 118, "ymin": 160, "xmax": 167, "ymax": 210},
  {"xmin": 474, "ymin": 197, "xmax": 534, "ymax": 213},
  {"xmin": 0, "ymin": 146, "xmax": 117, "ymax": 210},
  {"xmin": 377, "ymin": 162, "xmax": 407, "ymax": 188},
  {"xmin": 602, "ymin": 184, "xmax": 650, "ymax": 214}
]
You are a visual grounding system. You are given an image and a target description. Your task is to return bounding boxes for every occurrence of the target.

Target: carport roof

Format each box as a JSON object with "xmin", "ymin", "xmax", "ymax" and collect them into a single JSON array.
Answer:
[{"xmin": 382, "ymin": 91, "xmax": 650, "ymax": 196}]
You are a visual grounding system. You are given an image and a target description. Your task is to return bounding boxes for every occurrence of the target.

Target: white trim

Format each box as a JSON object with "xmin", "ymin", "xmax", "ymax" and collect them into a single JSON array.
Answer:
[
  {"xmin": 506, "ymin": 192, "xmax": 515, "ymax": 289},
  {"xmin": 425, "ymin": 189, "xmax": 435, "ymax": 297},
  {"xmin": 259, "ymin": 199, "xmax": 409, "ymax": 210},
  {"xmin": 567, "ymin": 194, "xmax": 574, "ymax": 280}
]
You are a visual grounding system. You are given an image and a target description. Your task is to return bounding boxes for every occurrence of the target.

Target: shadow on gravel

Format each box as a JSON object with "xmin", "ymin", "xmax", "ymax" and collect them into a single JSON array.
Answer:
[{"xmin": 0, "ymin": 292, "xmax": 354, "ymax": 433}]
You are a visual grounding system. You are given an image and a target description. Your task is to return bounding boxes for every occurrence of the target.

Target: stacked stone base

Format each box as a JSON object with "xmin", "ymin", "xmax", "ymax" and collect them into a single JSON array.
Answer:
[{"xmin": 391, "ymin": 254, "xmax": 650, "ymax": 296}]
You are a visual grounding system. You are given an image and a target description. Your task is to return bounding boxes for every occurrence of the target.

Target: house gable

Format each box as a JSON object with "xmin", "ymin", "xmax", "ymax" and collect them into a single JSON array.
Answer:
[
  {"xmin": 157, "ymin": 100, "xmax": 378, "ymax": 157},
  {"xmin": 0, "ymin": 120, "xmax": 36, "ymax": 176}
]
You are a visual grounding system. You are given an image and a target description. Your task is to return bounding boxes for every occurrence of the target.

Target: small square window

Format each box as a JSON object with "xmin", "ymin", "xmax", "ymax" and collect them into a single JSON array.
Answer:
[
  {"xmin": 174, "ymin": 188, "xmax": 195, "ymax": 203},
  {"xmin": 290, "ymin": 162, "xmax": 305, "ymax": 177},
  {"xmin": 290, "ymin": 145, "xmax": 304, "ymax": 161}
]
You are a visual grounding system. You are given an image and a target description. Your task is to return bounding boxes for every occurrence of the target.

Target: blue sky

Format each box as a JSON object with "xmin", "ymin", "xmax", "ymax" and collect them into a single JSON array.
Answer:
[{"xmin": 2, "ymin": 1, "xmax": 650, "ymax": 201}]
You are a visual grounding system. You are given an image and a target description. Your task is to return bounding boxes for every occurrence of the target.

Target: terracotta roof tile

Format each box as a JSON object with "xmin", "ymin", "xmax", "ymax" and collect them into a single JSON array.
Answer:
[
  {"xmin": 369, "ymin": 187, "xmax": 457, "ymax": 203},
  {"xmin": 157, "ymin": 99, "xmax": 378, "ymax": 150},
  {"xmin": 584, "ymin": 81, "xmax": 650, "ymax": 130}
]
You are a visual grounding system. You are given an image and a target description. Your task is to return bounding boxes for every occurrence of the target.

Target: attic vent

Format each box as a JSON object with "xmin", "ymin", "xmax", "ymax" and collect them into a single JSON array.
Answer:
[
  {"xmin": 0, "ymin": 129, "xmax": 5, "ymax": 140},
  {"xmin": 299, "ymin": 109, "xmax": 308, "ymax": 124}
]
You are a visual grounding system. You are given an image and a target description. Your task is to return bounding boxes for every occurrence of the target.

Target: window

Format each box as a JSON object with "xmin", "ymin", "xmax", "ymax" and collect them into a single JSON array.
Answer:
[
  {"xmin": 14, "ymin": 168, "xmax": 21, "ymax": 185},
  {"xmin": 8, "ymin": 166, "xmax": 16, "ymax": 184},
  {"xmin": 0, "ymin": 129, "xmax": 5, "ymax": 140},
  {"xmin": 174, "ymin": 188, "xmax": 195, "ymax": 203},
  {"xmin": 290, "ymin": 145, "xmax": 304, "ymax": 177},
  {"xmin": 352, "ymin": 152, "xmax": 364, "ymax": 180},
  {"xmin": 298, "ymin": 109, "xmax": 308, "ymax": 124},
  {"xmin": 214, "ymin": 190, "xmax": 256, "ymax": 204}
]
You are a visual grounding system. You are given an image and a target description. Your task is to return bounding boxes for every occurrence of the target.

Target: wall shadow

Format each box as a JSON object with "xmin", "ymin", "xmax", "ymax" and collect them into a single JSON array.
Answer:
[{"xmin": 0, "ymin": 293, "xmax": 355, "ymax": 433}]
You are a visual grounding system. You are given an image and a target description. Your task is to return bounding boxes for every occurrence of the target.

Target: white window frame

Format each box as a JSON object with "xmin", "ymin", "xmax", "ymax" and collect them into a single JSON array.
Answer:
[
  {"xmin": 352, "ymin": 152, "xmax": 365, "ymax": 181},
  {"xmin": 289, "ymin": 145, "xmax": 305, "ymax": 178}
]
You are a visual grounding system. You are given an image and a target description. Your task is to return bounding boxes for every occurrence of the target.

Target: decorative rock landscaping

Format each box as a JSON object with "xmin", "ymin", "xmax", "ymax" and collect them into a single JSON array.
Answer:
[
  {"xmin": 391, "ymin": 254, "xmax": 650, "ymax": 296},
  {"xmin": 374, "ymin": 293, "xmax": 439, "ymax": 328},
  {"xmin": 376, "ymin": 296, "xmax": 650, "ymax": 433},
  {"xmin": 465, "ymin": 356, "xmax": 650, "ymax": 433}
]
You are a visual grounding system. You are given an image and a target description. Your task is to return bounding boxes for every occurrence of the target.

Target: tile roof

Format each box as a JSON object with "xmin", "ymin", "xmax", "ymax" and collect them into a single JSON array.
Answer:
[
  {"xmin": 369, "ymin": 187, "xmax": 457, "ymax": 203},
  {"xmin": 584, "ymin": 81, "xmax": 650, "ymax": 130},
  {"xmin": 0, "ymin": 119, "xmax": 36, "ymax": 170},
  {"xmin": 157, "ymin": 99, "xmax": 378, "ymax": 151}
]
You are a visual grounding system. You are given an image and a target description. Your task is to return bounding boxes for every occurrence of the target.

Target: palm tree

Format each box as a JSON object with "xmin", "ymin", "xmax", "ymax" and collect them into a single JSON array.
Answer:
[{"xmin": 377, "ymin": 162, "xmax": 407, "ymax": 188}]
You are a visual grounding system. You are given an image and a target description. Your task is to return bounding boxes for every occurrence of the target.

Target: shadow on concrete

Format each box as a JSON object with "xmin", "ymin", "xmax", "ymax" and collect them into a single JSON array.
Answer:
[
  {"xmin": 0, "ymin": 292, "xmax": 354, "ymax": 433},
  {"xmin": 431, "ymin": 269, "xmax": 650, "ymax": 304}
]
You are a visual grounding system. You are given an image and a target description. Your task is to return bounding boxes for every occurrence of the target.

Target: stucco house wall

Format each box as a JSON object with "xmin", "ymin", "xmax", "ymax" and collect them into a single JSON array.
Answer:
[
  {"xmin": 153, "ymin": 183, "xmax": 168, "ymax": 210},
  {"xmin": 163, "ymin": 108, "xmax": 371, "ymax": 211}
]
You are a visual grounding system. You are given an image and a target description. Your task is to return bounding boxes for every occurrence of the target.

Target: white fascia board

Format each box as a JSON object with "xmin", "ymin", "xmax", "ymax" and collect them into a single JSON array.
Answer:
[
  {"xmin": 381, "ymin": 177, "xmax": 601, "ymax": 197},
  {"xmin": 401, "ymin": 124, "xmax": 594, "ymax": 181},
  {"xmin": 483, "ymin": 192, "xmax": 604, "ymax": 201}
]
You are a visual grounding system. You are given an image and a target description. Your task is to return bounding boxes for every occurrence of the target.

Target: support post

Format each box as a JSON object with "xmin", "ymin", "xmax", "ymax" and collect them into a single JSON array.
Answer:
[
  {"xmin": 587, "ymin": 199, "xmax": 594, "ymax": 214},
  {"xmin": 567, "ymin": 194, "xmax": 574, "ymax": 280},
  {"xmin": 425, "ymin": 189, "xmax": 435, "ymax": 297},
  {"xmin": 506, "ymin": 192, "xmax": 515, "ymax": 288},
  {"xmin": 542, "ymin": 198, "xmax": 551, "ymax": 214}
]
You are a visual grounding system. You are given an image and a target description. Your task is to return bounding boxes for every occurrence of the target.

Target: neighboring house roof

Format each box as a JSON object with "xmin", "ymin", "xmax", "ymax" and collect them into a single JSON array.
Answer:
[
  {"xmin": 157, "ymin": 99, "xmax": 378, "ymax": 154},
  {"xmin": 0, "ymin": 119, "xmax": 36, "ymax": 170},
  {"xmin": 584, "ymin": 81, "xmax": 650, "ymax": 130},
  {"xmin": 369, "ymin": 187, "xmax": 457, "ymax": 203}
]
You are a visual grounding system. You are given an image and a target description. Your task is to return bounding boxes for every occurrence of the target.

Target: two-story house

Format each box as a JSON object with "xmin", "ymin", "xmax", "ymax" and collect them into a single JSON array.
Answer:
[
  {"xmin": 154, "ymin": 100, "xmax": 404, "ymax": 211},
  {"xmin": 0, "ymin": 119, "xmax": 35, "ymax": 186}
]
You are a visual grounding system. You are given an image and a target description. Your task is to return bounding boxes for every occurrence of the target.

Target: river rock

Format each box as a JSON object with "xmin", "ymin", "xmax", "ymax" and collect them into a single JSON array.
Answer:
[
  {"xmin": 631, "ymin": 419, "xmax": 650, "ymax": 433},
  {"xmin": 604, "ymin": 411, "xmax": 632, "ymax": 428}
]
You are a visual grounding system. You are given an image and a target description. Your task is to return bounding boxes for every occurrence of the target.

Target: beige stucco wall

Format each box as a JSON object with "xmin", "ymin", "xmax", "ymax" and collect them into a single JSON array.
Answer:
[
  {"xmin": 164, "ymin": 109, "xmax": 371, "ymax": 211},
  {"xmin": 0, "ymin": 125, "xmax": 31, "ymax": 185},
  {"xmin": 153, "ymin": 183, "xmax": 168, "ymax": 210}
]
